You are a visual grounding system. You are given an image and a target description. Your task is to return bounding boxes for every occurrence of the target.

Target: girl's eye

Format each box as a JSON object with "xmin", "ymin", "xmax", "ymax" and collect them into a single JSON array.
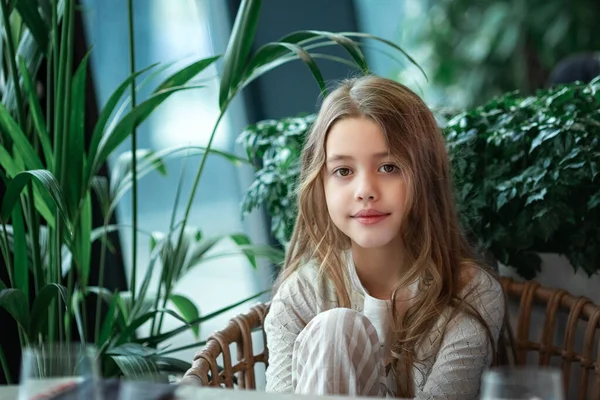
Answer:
[
  {"xmin": 333, "ymin": 168, "xmax": 351, "ymax": 177},
  {"xmin": 379, "ymin": 164, "xmax": 398, "ymax": 173}
]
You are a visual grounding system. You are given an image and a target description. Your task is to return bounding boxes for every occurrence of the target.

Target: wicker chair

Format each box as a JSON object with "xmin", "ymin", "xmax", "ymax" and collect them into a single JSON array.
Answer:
[
  {"xmin": 182, "ymin": 277, "xmax": 600, "ymax": 399},
  {"xmin": 181, "ymin": 302, "xmax": 269, "ymax": 388},
  {"xmin": 499, "ymin": 276, "xmax": 600, "ymax": 400}
]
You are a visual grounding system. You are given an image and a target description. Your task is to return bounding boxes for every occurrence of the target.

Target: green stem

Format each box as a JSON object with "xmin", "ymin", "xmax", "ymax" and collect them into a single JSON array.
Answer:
[
  {"xmin": 53, "ymin": 0, "xmax": 68, "ymax": 184},
  {"xmin": 60, "ymin": 0, "xmax": 74, "ymax": 187},
  {"xmin": 127, "ymin": 0, "xmax": 138, "ymax": 306},
  {"xmin": 0, "ymin": 222, "xmax": 14, "ymax": 287},
  {"xmin": 53, "ymin": 220, "xmax": 63, "ymax": 343},
  {"xmin": 27, "ymin": 185, "xmax": 42, "ymax": 295},
  {"xmin": 46, "ymin": 37, "xmax": 53, "ymax": 162},
  {"xmin": 66, "ymin": 257, "xmax": 74, "ymax": 340},
  {"xmin": 0, "ymin": 0, "xmax": 25, "ymax": 127},
  {"xmin": 150, "ymin": 155, "xmax": 188, "ymax": 335},
  {"xmin": 94, "ymin": 218, "xmax": 109, "ymax": 344},
  {"xmin": 157, "ymin": 340, "xmax": 207, "ymax": 356},
  {"xmin": 0, "ymin": 345, "xmax": 12, "ymax": 384},
  {"xmin": 155, "ymin": 108, "xmax": 229, "ymax": 334}
]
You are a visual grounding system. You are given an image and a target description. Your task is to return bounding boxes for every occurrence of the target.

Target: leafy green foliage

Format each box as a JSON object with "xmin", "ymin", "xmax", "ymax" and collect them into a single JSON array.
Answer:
[
  {"xmin": 447, "ymin": 78, "xmax": 600, "ymax": 278},
  {"xmin": 238, "ymin": 115, "xmax": 315, "ymax": 244},
  {"xmin": 396, "ymin": 0, "xmax": 600, "ymax": 108},
  {"xmin": 240, "ymin": 79, "xmax": 600, "ymax": 279}
]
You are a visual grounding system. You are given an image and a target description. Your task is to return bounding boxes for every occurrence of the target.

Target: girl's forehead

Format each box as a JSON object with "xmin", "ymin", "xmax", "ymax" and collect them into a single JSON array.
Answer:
[{"xmin": 324, "ymin": 117, "xmax": 390, "ymax": 156}]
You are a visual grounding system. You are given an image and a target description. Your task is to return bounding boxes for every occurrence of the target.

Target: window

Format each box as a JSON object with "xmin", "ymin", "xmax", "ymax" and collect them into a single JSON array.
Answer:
[{"xmin": 81, "ymin": 0, "xmax": 271, "ymax": 369}]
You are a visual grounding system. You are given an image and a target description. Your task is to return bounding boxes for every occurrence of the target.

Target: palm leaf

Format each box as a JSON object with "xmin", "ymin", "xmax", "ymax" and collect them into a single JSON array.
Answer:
[
  {"xmin": 168, "ymin": 293, "xmax": 200, "ymax": 338},
  {"xmin": 1, "ymin": 170, "xmax": 70, "ymax": 233},
  {"xmin": 219, "ymin": 0, "xmax": 262, "ymax": 108},
  {"xmin": 91, "ymin": 85, "xmax": 205, "ymax": 176},
  {"xmin": 139, "ymin": 290, "xmax": 267, "ymax": 346},
  {"xmin": 29, "ymin": 283, "xmax": 68, "ymax": 339},
  {"xmin": 10, "ymin": 202, "xmax": 28, "ymax": 304},
  {"xmin": 15, "ymin": 0, "xmax": 50, "ymax": 52},
  {"xmin": 154, "ymin": 55, "xmax": 219, "ymax": 93},
  {"xmin": 0, "ymin": 288, "xmax": 30, "ymax": 331},
  {"xmin": 0, "ymin": 104, "xmax": 43, "ymax": 170},
  {"xmin": 17, "ymin": 57, "xmax": 53, "ymax": 168}
]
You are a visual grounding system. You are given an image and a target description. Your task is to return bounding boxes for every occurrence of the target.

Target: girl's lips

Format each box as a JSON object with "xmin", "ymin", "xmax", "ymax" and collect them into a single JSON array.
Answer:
[{"xmin": 353, "ymin": 214, "xmax": 389, "ymax": 225}]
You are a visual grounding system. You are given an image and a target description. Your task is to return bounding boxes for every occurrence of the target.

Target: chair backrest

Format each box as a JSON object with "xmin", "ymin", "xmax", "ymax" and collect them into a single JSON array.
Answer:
[
  {"xmin": 181, "ymin": 302, "xmax": 269, "ymax": 388},
  {"xmin": 182, "ymin": 278, "xmax": 600, "ymax": 399},
  {"xmin": 498, "ymin": 276, "xmax": 600, "ymax": 400}
]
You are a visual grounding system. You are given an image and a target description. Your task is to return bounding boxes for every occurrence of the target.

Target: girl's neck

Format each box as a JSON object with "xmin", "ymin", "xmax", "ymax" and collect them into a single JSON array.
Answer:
[{"xmin": 351, "ymin": 239, "xmax": 406, "ymax": 300}]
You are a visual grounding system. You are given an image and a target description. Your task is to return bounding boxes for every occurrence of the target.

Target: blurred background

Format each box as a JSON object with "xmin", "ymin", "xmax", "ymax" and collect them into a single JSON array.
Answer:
[{"xmin": 1, "ymin": 0, "xmax": 599, "ymax": 392}]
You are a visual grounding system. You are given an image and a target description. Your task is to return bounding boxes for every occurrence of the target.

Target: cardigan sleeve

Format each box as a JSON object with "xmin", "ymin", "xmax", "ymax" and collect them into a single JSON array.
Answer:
[
  {"xmin": 264, "ymin": 265, "xmax": 325, "ymax": 392},
  {"xmin": 414, "ymin": 272, "xmax": 505, "ymax": 400}
]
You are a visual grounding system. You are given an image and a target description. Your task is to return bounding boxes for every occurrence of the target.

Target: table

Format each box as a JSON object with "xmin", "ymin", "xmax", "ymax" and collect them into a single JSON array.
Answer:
[{"xmin": 0, "ymin": 384, "xmax": 384, "ymax": 400}]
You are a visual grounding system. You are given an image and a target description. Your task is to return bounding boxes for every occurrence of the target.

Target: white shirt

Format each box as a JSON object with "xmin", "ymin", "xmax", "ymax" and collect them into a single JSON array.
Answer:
[{"xmin": 264, "ymin": 256, "xmax": 505, "ymax": 399}]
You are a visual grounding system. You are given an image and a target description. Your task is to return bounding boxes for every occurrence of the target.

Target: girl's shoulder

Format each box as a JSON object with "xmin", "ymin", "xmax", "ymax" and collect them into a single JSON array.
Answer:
[
  {"xmin": 459, "ymin": 265, "xmax": 505, "ymax": 327},
  {"xmin": 274, "ymin": 261, "xmax": 338, "ymax": 310}
]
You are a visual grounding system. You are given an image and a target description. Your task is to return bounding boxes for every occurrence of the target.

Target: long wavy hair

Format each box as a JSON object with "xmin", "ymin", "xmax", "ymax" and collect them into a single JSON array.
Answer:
[{"xmin": 276, "ymin": 75, "xmax": 497, "ymax": 397}]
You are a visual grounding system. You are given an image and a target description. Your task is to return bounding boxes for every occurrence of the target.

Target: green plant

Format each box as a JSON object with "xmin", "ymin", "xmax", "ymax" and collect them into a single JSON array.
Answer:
[
  {"xmin": 395, "ymin": 0, "xmax": 600, "ymax": 108},
  {"xmin": 446, "ymin": 78, "xmax": 600, "ymax": 279},
  {"xmin": 239, "ymin": 114, "xmax": 315, "ymax": 245},
  {"xmin": 0, "ymin": 0, "xmax": 416, "ymax": 383},
  {"xmin": 240, "ymin": 80, "xmax": 600, "ymax": 279}
]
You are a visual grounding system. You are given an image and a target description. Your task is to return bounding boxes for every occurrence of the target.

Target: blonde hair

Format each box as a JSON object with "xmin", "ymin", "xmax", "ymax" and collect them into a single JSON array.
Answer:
[{"xmin": 276, "ymin": 75, "xmax": 496, "ymax": 397}]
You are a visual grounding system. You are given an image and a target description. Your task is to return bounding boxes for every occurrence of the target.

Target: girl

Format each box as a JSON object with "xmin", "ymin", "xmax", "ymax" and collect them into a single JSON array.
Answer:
[{"xmin": 264, "ymin": 75, "xmax": 505, "ymax": 399}]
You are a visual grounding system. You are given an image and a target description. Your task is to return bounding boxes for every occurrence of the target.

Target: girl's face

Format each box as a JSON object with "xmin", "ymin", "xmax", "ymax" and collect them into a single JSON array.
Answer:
[{"xmin": 323, "ymin": 116, "xmax": 407, "ymax": 250}]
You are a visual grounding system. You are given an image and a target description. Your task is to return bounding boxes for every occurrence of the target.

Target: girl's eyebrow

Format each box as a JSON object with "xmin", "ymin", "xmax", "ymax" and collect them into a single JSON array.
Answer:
[{"xmin": 326, "ymin": 151, "xmax": 391, "ymax": 163}]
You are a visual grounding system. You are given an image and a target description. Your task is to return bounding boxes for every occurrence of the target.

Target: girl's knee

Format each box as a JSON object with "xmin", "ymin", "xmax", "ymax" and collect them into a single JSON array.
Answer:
[{"xmin": 297, "ymin": 307, "xmax": 379, "ymax": 345}]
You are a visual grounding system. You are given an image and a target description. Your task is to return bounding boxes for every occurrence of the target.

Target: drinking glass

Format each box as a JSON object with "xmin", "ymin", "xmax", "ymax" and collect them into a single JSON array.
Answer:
[
  {"xmin": 19, "ymin": 342, "xmax": 102, "ymax": 400},
  {"xmin": 480, "ymin": 366, "xmax": 564, "ymax": 400}
]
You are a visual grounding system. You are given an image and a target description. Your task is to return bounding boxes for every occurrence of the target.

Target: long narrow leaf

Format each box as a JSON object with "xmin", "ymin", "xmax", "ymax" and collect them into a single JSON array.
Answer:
[
  {"xmin": 87, "ymin": 63, "xmax": 159, "ymax": 180},
  {"xmin": 193, "ymin": 243, "xmax": 285, "ymax": 267},
  {"xmin": 110, "ymin": 355, "xmax": 158, "ymax": 378},
  {"xmin": 245, "ymin": 30, "xmax": 366, "ymax": 78},
  {"xmin": 340, "ymin": 32, "xmax": 426, "ymax": 79},
  {"xmin": 92, "ymin": 85, "xmax": 205, "ymax": 176},
  {"xmin": 10, "ymin": 202, "xmax": 28, "ymax": 306},
  {"xmin": 152, "ymin": 356, "xmax": 190, "ymax": 373},
  {"xmin": 72, "ymin": 289, "xmax": 86, "ymax": 343},
  {"xmin": 91, "ymin": 176, "xmax": 111, "ymax": 219},
  {"xmin": 98, "ymin": 290, "xmax": 127, "ymax": 347},
  {"xmin": 117, "ymin": 309, "xmax": 190, "ymax": 346},
  {"xmin": 154, "ymin": 56, "xmax": 219, "ymax": 93},
  {"xmin": 29, "ymin": 283, "xmax": 68, "ymax": 339},
  {"xmin": 107, "ymin": 343, "xmax": 157, "ymax": 357},
  {"xmin": 0, "ymin": 288, "xmax": 30, "ymax": 331},
  {"xmin": 18, "ymin": 57, "xmax": 53, "ymax": 168},
  {"xmin": 0, "ymin": 104, "xmax": 43, "ymax": 170},
  {"xmin": 66, "ymin": 52, "xmax": 90, "ymax": 212},
  {"xmin": 229, "ymin": 233, "xmax": 256, "ymax": 268},
  {"xmin": 75, "ymin": 193, "xmax": 92, "ymax": 286},
  {"xmin": 140, "ymin": 290, "xmax": 267, "ymax": 346},
  {"xmin": 1, "ymin": 170, "xmax": 70, "ymax": 232},
  {"xmin": 109, "ymin": 149, "xmax": 167, "ymax": 196},
  {"xmin": 0, "ymin": 145, "xmax": 19, "ymax": 177},
  {"xmin": 168, "ymin": 294, "xmax": 200, "ymax": 338},
  {"xmin": 111, "ymin": 146, "xmax": 248, "ymax": 213},
  {"xmin": 219, "ymin": 0, "xmax": 262, "ymax": 108},
  {"xmin": 15, "ymin": 0, "xmax": 49, "ymax": 52},
  {"xmin": 302, "ymin": 30, "xmax": 368, "ymax": 72},
  {"xmin": 252, "ymin": 42, "xmax": 327, "ymax": 96}
]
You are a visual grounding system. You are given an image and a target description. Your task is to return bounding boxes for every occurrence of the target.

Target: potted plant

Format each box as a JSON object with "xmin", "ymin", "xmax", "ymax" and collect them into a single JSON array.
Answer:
[{"xmin": 0, "ymin": 0, "xmax": 416, "ymax": 383}]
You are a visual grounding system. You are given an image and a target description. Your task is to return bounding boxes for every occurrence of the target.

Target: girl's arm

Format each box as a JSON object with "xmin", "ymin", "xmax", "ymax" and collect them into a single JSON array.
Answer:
[
  {"xmin": 415, "ymin": 275, "xmax": 505, "ymax": 400},
  {"xmin": 264, "ymin": 267, "xmax": 321, "ymax": 392}
]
